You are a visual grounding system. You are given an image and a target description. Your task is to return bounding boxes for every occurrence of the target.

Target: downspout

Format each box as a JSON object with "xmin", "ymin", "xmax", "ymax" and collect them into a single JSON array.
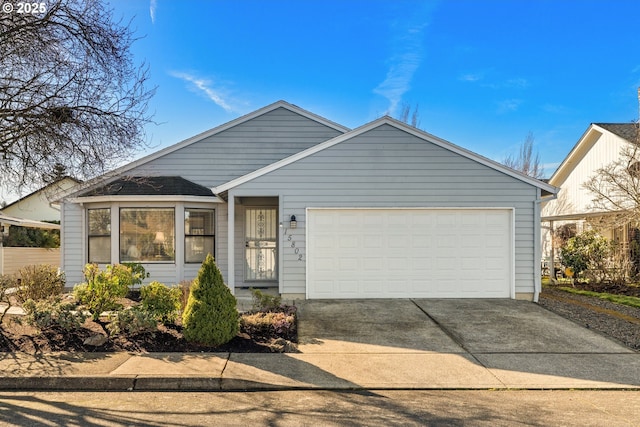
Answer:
[{"xmin": 534, "ymin": 191, "xmax": 558, "ymax": 302}]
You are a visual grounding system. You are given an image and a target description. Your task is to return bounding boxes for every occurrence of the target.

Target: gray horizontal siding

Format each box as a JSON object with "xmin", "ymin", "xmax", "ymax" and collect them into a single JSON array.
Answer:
[
  {"xmin": 128, "ymin": 107, "xmax": 343, "ymax": 188},
  {"xmin": 232, "ymin": 124, "xmax": 539, "ymax": 296},
  {"xmin": 62, "ymin": 202, "xmax": 84, "ymax": 286}
]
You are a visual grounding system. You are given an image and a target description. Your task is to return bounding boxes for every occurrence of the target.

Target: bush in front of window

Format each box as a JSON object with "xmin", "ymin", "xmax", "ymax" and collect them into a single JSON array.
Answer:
[
  {"xmin": 140, "ymin": 281, "xmax": 181, "ymax": 323},
  {"xmin": 74, "ymin": 263, "xmax": 136, "ymax": 320},
  {"xmin": 182, "ymin": 254, "xmax": 239, "ymax": 346}
]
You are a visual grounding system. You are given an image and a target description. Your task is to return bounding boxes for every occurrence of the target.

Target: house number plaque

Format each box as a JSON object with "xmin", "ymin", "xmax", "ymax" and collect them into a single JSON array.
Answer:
[{"xmin": 282, "ymin": 227, "xmax": 304, "ymax": 262}]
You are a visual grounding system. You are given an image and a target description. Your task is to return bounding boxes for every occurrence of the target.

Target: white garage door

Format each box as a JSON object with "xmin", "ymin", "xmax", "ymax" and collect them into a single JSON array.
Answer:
[{"xmin": 307, "ymin": 208, "xmax": 512, "ymax": 299}]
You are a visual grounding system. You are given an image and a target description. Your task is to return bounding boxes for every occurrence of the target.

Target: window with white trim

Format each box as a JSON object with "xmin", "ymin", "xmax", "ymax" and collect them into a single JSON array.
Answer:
[
  {"xmin": 185, "ymin": 208, "xmax": 215, "ymax": 263},
  {"xmin": 120, "ymin": 208, "xmax": 175, "ymax": 262},
  {"xmin": 88, "ymin": 208, "xmax": 111, "ymax": 263}
]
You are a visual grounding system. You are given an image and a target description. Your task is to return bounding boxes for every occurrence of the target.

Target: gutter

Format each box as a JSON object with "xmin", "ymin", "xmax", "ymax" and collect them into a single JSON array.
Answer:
[{"xmin": 534, "ymin": 192, "xmax": 558, "ymax": 302}]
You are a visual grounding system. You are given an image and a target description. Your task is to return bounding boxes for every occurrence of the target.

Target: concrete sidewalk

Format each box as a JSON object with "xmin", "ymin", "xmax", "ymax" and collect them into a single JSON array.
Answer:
[{"xmin": 0, "ymin": 299, "xmax": 639, "ymax": 391}]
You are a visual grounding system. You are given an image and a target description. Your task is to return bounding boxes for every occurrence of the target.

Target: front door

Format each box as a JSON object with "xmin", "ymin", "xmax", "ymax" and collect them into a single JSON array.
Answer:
[{"xmin": 245, "ymin": 207, "xmax": 277, "ymax": 281}]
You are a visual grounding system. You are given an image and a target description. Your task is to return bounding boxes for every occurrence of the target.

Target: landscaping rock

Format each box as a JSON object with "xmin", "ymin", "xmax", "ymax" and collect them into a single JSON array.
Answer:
[{"xmin": 83, "ymin": 334, "xmax": 107, "ymax": 347}]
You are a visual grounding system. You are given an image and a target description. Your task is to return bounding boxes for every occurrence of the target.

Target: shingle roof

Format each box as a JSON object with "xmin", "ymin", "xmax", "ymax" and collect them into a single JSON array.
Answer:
[
  {"xmin": 81, "ymin": 176, "xmax": 214, "ymax": 197},
  {"xmin": 595, "ymin": 123, "xmax": 639, "ymax": 143}
]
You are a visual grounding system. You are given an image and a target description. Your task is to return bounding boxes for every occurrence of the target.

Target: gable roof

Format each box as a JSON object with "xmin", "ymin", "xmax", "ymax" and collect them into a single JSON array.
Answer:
[
  {"xmin": 61, "ymin": 101, "xmax": 350, "ymax": 201},
  {"xmin": 212, "ymin": 116, "xmax": 558, "ymax": 197},
  {"xmin": 79, "ymin": 176, "xmax": 214, "ymax": 197},
  {"xmin": 548, "ymin": 123, "xmax": 638, "ymax": 186},
  {"xmin": 3, "ymin": 176, "xmax": 81, "ymax": 210},
  {"xmin": 127, "ymin": 100, "xmax": 349, "ymax": 173},
  {"xmin": 595, "ymin": 123, "xmax": 638, "ymax": 142}
]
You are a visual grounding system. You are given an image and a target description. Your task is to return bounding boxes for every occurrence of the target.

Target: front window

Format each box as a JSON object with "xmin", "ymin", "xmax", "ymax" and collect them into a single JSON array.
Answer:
[
  {"xmin": 185, "ymin": 208, "xmax": 215, "ymax": 263},
  {"xmin": 120, "ymin": 208, "xmax": 175, "ymax": 262},
  {"xmin": 88, "ymin": 208, "xmax": 111, "ymax": 263}
]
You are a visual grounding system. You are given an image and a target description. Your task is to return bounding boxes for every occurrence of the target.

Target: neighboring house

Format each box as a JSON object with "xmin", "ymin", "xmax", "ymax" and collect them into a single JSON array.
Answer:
[
  {"xmin": 59, "ymin": 101, "xmax": 557, "ymax": 301},
  {"xmin": 0, "ymin": 178, "xmax": 75, "ymax": 275},
  {"xmin": 541, "ymin": 123, "xmax": 639, "ymax": 271},
  {"xmin": 2, "ymin": 176, "xmax": 80, "ymax": 222}
]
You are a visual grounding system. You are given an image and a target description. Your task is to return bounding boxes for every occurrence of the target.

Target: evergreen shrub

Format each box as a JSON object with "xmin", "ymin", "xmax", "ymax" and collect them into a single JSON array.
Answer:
[{"xmin": 182, "ymin": 254, "xmax": 239, "ymax": 346}]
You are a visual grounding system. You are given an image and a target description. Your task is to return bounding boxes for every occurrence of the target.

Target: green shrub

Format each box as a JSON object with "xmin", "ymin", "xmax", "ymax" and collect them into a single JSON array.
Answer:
[
  {"xmin": 559, "ymin": 230, "xmax": 628, "ymax": 284},
  {"xmin": 122, "ymin": 262, "xmax": 148, "ymax": 289},
  {"xmin": 106, "ymin": 307, "xmax": 157, "ymax": 336},
  {"xmin": 14, "ymin": 264, "xmax": 65, "ymax": 303},
  {"xmin": 250, "ymin": 287, "xmax": 282, "ymax": 312},
  {"xmin": 140, "ymin": 281, "xmax": 181, "ymax": 323},
  {"xmin": 22, "ymin": 297, "xmax": 87, "ymax": 331},
  {"xmin": 74, "ymin": 264, "xmax": 134, "ymax": 320},
  {"xmin": 182, "ymin": 254, "xmax": 239, "ymax": 346}
]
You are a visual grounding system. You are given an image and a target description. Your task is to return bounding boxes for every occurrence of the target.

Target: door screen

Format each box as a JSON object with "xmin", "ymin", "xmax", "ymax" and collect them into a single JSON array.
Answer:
[{"xmin": 245, "ymin": 208, "xmax": 277, "ymax": 281}]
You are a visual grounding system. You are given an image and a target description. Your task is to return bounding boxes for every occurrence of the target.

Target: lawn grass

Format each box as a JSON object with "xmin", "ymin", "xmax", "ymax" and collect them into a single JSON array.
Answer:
[{"xmin": 556, "ymin": 287, "xmax": 640, "ymax": 309}]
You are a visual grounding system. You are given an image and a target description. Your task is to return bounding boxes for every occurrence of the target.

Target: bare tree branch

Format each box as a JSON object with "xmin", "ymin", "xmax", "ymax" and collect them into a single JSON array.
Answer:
[
  {"xmin": 0, "ymin": 0, "xmax": 155, "ymax": 193},
  {"xmin": 503, "ymin": 132, "xmax": 544, "ymax": 179},
  {"xmin": 583, "ymin": 124, "xmax": 640, "ymax": 228}
]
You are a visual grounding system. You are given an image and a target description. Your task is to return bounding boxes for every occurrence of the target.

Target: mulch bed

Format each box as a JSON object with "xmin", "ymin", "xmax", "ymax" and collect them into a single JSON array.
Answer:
[{"xmin": 0, "ymin": 293, "xmax": 297, "ymax": 354}]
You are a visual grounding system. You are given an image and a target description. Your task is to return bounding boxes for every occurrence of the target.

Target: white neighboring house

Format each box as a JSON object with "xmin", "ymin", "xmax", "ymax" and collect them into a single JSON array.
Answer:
[
  {"xmin": 0, "ymin": 177, "xmax": 78, "ymax": 275},
  {"xmin": 2, "ymin": 176, "xmax": 80, "ymax": 222},
  {"xmin": 541, "ymin": 123, "xmax": 639, "ymax": 274}
]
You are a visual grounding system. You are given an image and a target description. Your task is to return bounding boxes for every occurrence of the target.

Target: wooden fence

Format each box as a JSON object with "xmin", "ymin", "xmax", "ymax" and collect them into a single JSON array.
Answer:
[{"xmin": 0, "ymin": 247, "xmax": 60, "ymax": 276}]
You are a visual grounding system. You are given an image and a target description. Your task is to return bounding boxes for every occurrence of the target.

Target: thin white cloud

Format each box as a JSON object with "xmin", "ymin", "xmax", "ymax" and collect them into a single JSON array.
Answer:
[
  {"xmin": 170, "ymin": 71, "xmax": 235, "ymax": 113},
  {"xmin": 497, "ymin": 99, "xmax": 522, "ymax": 113},
  {"xmin": 460, "ymin": 73, "xmax": 483, "ymax": 82},
  {"xmin": 150, "ymin": 0, "xmax": 157, "ymax": 24},
  {"xmin": 374, "ymin": 17, "xmax": 430, "ymax": 116}
]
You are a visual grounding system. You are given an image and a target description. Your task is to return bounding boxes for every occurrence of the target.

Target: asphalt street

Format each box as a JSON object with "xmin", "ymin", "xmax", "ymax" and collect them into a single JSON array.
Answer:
[{"xmin": 1, "ymin": 390, "xmax": 639, "ymax": 426}]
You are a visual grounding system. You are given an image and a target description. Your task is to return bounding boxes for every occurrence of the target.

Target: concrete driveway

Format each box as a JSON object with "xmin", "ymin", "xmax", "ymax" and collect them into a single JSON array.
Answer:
[{"xmin": 295, "ymin": 298, "xmax": 640, "ymax": 389}]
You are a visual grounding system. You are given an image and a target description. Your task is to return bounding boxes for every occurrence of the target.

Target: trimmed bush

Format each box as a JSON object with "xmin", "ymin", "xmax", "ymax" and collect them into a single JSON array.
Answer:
[
  {"xmin": 74, "ymin": 264, "xmax": 135, "ymax": 320},
  {"xmin": 14, "ymin": 264, "xmax": 65, "ymax": 303},
  {"xmin": 140, "ymin": 281, "xmax": 181, "ymax": 323},
  {"xmin": 182, "ymin": 254, "xmax": 239, "ymax": 346}
]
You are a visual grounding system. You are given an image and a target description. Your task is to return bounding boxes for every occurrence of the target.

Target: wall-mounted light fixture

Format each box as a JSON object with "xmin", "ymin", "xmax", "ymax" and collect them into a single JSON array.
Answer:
[{"xmin": 290, "ymin": 215, "xmax": 297, "ymax": 229}]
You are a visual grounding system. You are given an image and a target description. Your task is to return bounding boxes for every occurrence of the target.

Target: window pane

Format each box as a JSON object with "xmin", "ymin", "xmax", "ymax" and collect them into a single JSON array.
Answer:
[
  {"xmin": 89, "ymin": 236, "xmax": 111, "ymax": 263},
  {"xmin": 185, "ymin": 209, "xmax": 214, "ymax": 235},
  {"xmin": 88, "ymin": 208, "xmax": 110, "ymax": 235},
  {"xmin": 120, "ymin": 208, "xmax": 175, "ymax": 262},
  {"xmin": 185, "ymin": 236, "xmax": 214, "ymax": 263},
  {"xmin": 88, "ymin": 208, "xmax": 110, "ymax": 263}
]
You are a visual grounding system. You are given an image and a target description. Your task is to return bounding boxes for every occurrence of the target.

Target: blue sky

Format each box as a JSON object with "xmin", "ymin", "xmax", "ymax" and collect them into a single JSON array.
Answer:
[{"xmin": 8, "ymin": 0, "xmax": 640, "ymax": 203}]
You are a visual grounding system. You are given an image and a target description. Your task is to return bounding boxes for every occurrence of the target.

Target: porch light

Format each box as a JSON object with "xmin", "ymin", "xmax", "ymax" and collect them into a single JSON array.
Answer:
[{"xmin": 290, "ymin": 215, "xmax": 297, "ymax": 229}]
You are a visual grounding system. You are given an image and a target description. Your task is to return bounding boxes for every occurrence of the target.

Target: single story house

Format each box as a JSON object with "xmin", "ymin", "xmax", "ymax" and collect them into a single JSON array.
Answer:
[
  {"xmin": 541, "ymin": 123, "xmax": 639, "ymax": 272},
  {"xmin": 60, "ymin": 101, "xmax": 557, "ymax": 301}
]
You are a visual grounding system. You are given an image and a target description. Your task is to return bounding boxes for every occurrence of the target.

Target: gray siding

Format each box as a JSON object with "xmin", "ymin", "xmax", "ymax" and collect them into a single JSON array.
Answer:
[
  {"xmin": 61, "ymin": 202, "xmax": 84, "ymax": 286},
  {"xmin": 128, "ymin": 107, "xmax": 344, "ymax": 187},
  {"xmin": 231, "ymin": 124, "xmax": 539, "ymax": 296},
  {"xmin": 61, "ymin": 107, "xmax": 340, "ymax": 286}
]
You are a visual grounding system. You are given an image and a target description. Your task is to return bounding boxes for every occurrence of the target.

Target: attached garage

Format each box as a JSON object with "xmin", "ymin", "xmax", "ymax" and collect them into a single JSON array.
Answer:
[
  {"xmin": 209, "ymin": 106, "xmax": 558, "ymax": 301},
  {"xmin": 307, "ymin": 208, "xmax": 513, "ymax": 299}
]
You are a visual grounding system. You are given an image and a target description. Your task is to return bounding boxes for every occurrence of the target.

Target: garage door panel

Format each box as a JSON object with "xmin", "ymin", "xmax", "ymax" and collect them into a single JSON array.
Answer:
[{"xmin": 307, "ymin": 209, "xmax": 512, "ymax": 298}]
